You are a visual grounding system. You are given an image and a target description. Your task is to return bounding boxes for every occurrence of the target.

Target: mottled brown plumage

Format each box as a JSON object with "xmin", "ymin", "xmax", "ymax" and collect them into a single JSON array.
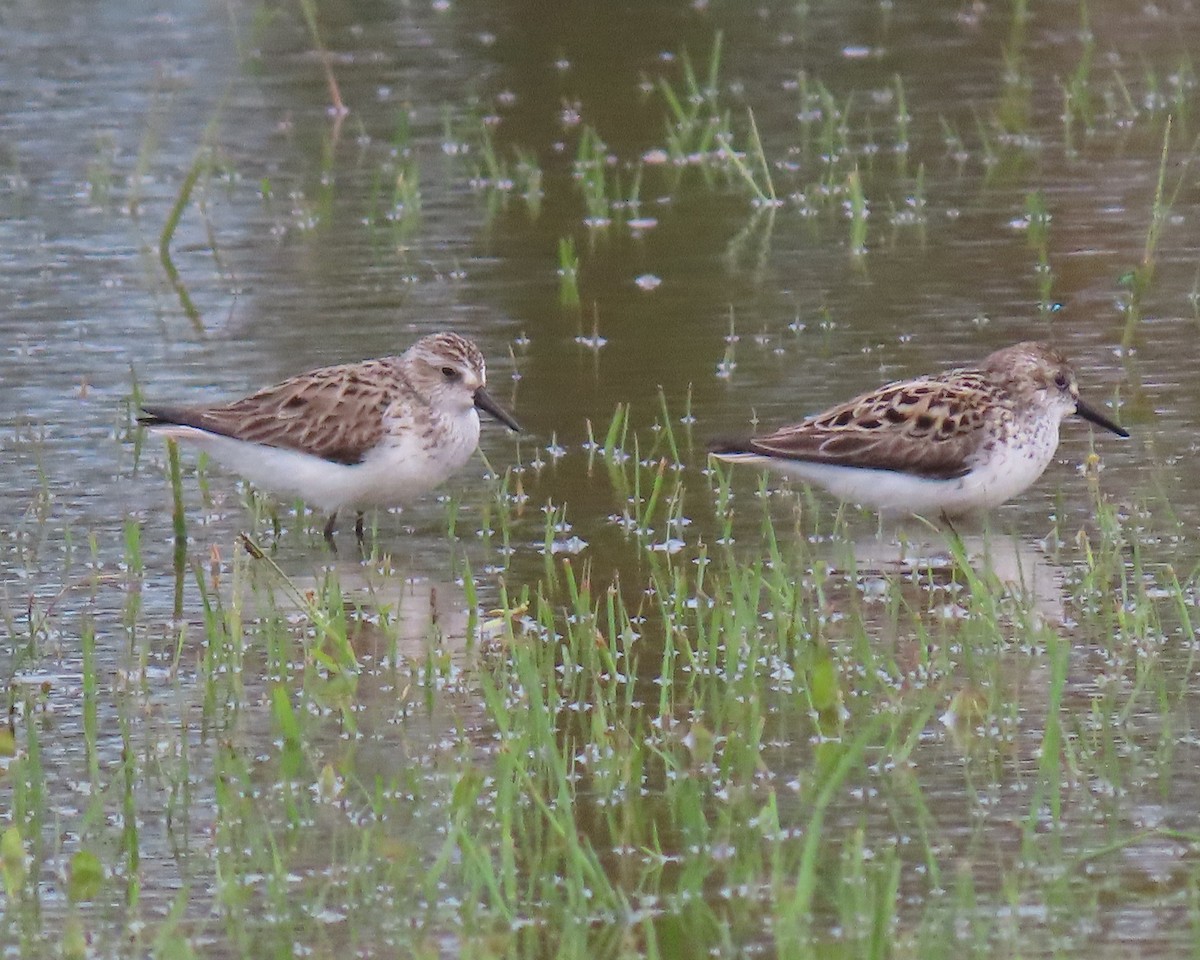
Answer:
[
  {"xmin": 139, "ymin": 332, "xmax": 519, "ymax": 548},
  {"xmin": 141, "ymin": 357, "xmax": 408, "ymax": 466},
  {"xmin": 744, "ymin": 373, "xmax": 997, "ymax": 480},
  {"xmin": 709, "ymin": 341, "xmax": 1128, "ymax": 517}
]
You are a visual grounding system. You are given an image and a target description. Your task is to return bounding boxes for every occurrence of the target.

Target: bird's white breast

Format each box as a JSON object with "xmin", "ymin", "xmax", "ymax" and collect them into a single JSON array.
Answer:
[{"xmin": 357, "ymin": 406, "xmax": 483, "ymax": 506}]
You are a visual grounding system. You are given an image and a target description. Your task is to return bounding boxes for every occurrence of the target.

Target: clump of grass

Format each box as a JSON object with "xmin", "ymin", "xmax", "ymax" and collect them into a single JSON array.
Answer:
[
  {"xmin": 158, "ymin": 150, "xmax": 210, "ymax": 327},
  {"xmin": 717, "ymin": 107, "xmax": 779, "ymax": 206},
  {"xmin": 366, "ymin": 111, "xmax": 421, "ymax": 236},
  {"xmin": 973, "ymin": 107, "xmax": 999, "ymax": 169},
  {"xmin": 887, "ymin": 162, "xmax": 926, "ymax": 232},
  {"xmin": 893, "ymin": 73, "xmax": 911, "ymax": 167},
  {"xmin": 939, "ymin": 115, "xmax": 970, "ymax": 165},
  {"xmin": 996, "ymin": 3, "xmax": 1033, "ymax": 138},
  {"xmin": 846, "ymin": 167, "xmax": 868, "ymax": 257},
  {"xmin": 1024, "ymin": 190, "xmax": 1055, "ymax": 314},
  {"xmin": 1060, "ymin": 2, "xmax": 1096, "ymax": 154},
  {"xmin": 165, "ymin": 438, "xmax": 188, "ymax": 616},
  {"xmin": 658, "ymin": 33, "xmax": 728, "ymax": 164},
  {"xmin": 468, "ymin": 113, "xmax": 512, "ymax": 191},
  {"xmin": 454, "ymin": 111, "xmax": 550, "ymax": 222},
  {"xmin": 573, "ymin": 125, "xmax": 613, "ymax": 228},
  {"xmin": 716, "ymin": 306, "xmax": 738, "ymax": 379},
  {"xmin": 1120, "ymin": 115, "xmax": 1192, "ymax": 347},
  {"xmin": 557, "ymin": 236, "xmax": 581, "ymax": 311},
  {"xmin": 514, "ymin": 147, "xmax": 543, "ymax": 216}
]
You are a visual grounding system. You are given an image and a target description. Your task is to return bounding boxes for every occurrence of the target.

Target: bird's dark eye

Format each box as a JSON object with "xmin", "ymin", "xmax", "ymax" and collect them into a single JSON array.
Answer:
[
  {"xmin": 1053, "ymin": 371, "xmax": 1069, "ymax": 390},
  {"xmin": 441, "ymin": 366, "xmax": 458, "ymax": 380}
]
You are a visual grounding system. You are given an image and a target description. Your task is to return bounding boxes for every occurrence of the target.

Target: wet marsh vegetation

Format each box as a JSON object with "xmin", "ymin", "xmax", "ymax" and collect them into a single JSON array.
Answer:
[{"xmin": 3, "ymin": 0, "xmax": 1200, "ymax": 957}]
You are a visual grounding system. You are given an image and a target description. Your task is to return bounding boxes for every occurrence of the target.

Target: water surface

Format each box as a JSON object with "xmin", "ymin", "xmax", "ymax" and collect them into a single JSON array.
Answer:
[{"xmin": 1, "ymin": 0, "xmax": 1197, "ymax": 955}]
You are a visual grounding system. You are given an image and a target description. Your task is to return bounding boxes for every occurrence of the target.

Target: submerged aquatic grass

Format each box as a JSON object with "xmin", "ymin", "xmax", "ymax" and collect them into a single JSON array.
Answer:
[
  {"xmin": 558, "ymin": 235, "xmax": 582, "ymax": 311},
  {"xmin": 3, "ymin": 395, "xmax": 1186, "ymax": 958},
  {"xmin": 5, "ymin": 3, "xmax": 1198, "ymax": 956},
  {"xmin": 1024, "ymin": 190, "xmax": 1055, "ymax": 314},
  {"xmin": 1120, "ymin": 116, "xmax": 1194, "ymax": 348}
]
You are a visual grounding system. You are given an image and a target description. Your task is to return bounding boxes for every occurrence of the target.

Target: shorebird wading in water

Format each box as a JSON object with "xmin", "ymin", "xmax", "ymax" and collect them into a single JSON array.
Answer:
[
  {"xmin": 708, "ymin": 341, "xmax": 1128, "ymax": 519},
  {"xmin": 140, "ymin": 331, "xmax": 520, "ymax": 549}
]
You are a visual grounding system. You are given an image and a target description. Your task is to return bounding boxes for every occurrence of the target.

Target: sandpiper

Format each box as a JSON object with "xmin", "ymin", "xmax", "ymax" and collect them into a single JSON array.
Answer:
[
  {"xmin": 708, "ymin": 341, "xmax": 1128, "ymax": 518},
  {"xmin": 140, "ymin": 332, "xmax": 520, "ymax": 548}
]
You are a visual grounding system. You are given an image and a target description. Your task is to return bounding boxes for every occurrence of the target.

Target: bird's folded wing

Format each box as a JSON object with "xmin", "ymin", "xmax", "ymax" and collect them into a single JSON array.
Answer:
[
  {"xmin": 142, "ymin": 361, "xmax": 401, "ymax": 466},
  {"xmin": 738, "ymin": 378, "xmax": 997, "ymax": 481}
]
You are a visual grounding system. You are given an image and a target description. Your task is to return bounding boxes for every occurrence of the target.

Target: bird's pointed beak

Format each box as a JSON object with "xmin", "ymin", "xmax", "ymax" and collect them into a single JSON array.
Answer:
[
  {"xmin": 474, "ymin": 387, "xmax": 521, "ymax": 433},
  {"xmin": 1074, "ymin": 397, "xmax": 1129, "ymax": 438}
]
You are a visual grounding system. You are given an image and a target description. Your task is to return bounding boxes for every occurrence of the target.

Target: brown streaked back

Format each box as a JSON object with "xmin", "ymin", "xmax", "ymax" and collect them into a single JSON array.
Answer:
[{"xmin": 139, "ymin": 357, "xmax": 405, "ymax": 466}]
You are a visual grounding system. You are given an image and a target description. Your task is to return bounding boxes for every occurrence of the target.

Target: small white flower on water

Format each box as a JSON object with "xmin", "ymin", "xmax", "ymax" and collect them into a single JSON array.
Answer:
[{"xmin": 549, "ymin": 536, "xmax": 588, "ymax": 555}]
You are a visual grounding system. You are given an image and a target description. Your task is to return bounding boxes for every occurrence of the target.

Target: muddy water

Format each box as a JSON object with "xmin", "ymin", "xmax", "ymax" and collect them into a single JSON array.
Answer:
[{"xmin": 1, "ymin": 0, "xmax": 1198, "ymax": 955}]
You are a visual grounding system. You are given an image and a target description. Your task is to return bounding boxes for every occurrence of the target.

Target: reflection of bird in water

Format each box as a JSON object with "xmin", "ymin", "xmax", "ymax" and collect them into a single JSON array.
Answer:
[{"xmin": 845, "ymin": 530, "xmax": 1068, "ymax": 628}]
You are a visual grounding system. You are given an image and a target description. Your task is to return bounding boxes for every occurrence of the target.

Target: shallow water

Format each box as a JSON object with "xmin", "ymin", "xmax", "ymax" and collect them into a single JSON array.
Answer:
[{"xmin": 2, "ymin": 0, "xmax": 1199, "ymax": 955}]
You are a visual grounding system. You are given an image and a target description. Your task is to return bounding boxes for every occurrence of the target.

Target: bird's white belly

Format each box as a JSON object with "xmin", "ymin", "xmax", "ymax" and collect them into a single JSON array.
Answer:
[
  {"xmin": 762, "ymin": 460, "xmax": 968, "ymax": 515},
  {"xmin": 743, "ymin": 426, "xmax": 1059, "ymax": 518},
  {"xmin": 151, "ymin": 410, "xmax": 482, "ymax": 512}
]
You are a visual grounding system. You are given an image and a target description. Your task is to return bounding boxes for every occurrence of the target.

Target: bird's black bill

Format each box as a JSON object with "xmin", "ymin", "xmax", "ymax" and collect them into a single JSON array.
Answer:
[
  {"xmin": 1074, "ymin": 398, "xmax": 1129, "ymax": 438},
  {"xmin": 474, "ymin": 388, "xmax": 521, "ymax": 433}
]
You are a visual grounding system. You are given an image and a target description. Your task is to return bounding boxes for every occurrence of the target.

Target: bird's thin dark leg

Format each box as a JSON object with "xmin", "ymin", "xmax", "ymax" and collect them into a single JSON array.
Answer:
[
  {"xmin": 940, "ymin": 511, "xmax": 962, "ymax": 541},
  {"xmin": 323, "ymin": 512, "xmax": 339, "ymax": 551},
  {"xmin": 355, "ymin": 511, "xmax": 366, "ymax": 551}
]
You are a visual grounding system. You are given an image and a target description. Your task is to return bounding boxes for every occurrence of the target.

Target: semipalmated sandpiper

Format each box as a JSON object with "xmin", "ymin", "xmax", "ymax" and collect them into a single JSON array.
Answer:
[
  {"xmin": 709, "ymin": 341, "xmax": 1128, "ymax": 518},
  {"xmin": 140, "ymin": 332, "xmax": 520, "ymax": 548}
]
